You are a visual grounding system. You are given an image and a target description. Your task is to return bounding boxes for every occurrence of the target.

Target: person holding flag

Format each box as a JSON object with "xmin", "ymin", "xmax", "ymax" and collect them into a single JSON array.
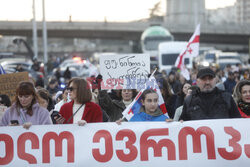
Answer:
[
  {"xmin": 129, "ymin": 89, "xmax": 169, "ymax": 122},
  {"xmin": 175, "ymin": 24, "xmax": 200, "ymax": 81},
  {"xmin": 121, "ymin": 69, "xmax": 169, "ymax": 122}
]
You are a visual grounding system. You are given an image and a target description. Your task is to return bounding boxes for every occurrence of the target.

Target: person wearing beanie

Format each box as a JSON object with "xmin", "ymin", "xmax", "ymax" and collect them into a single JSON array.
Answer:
[{"xmin": 180, "ymin": 67, "xmax": 241, "ymax": 121}]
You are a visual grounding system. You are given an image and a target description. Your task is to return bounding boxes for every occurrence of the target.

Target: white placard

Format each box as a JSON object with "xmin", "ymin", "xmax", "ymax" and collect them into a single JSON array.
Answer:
[{"xmin": 99, "ymin": 53, "xmax": 150, "ymax": 89}]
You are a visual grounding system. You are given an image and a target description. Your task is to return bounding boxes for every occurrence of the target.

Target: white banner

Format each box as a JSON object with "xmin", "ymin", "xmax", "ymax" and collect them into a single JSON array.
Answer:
[
  {"xmin": 1, "ymin": 119, "xmax": 250, "ymax": 166},
  {"xmin": 99, "ymin": 53, "xmax": 150, "ymax": 89}
]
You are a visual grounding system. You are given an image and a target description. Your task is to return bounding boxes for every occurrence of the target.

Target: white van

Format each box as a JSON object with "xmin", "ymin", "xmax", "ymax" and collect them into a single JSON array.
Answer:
[
  {"xmin": 216, "ymin": 52, "xmax": 242, "ymax": 69},
  {"xmin": 158, "ymin": 41, "xmax": 189, "ymax": 73}
]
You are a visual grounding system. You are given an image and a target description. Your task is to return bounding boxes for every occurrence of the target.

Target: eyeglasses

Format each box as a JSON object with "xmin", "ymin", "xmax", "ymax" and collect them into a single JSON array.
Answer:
[{"xmin": 66, "ymin": 87, "xmax": 77, "ymax": 92}]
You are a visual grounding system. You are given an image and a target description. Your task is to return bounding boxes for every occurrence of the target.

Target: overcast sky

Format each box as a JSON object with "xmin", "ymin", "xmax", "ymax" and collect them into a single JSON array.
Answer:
[{"xmin": 0, "ymin": 0, "xmax": 236, "ymax": 22}]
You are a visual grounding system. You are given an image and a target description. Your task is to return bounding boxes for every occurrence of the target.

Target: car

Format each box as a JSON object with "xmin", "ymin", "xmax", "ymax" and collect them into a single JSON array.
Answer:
[
  {"xmin": 0, "ymin": 58, "xmax": 44, "ymax": 83},
  {"xmin": 0, "ymin": 58, "xmax": 33, "ymax": 70},
  {"xmin": 59, "ymin": 57, "xmax": 98, "ymax": 78}
]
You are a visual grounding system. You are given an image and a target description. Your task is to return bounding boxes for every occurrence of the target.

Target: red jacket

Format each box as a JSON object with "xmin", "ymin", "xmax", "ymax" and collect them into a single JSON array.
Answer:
[{"xmin": 59, "ymin": 101, "xmax": 103, "ymax": 123}]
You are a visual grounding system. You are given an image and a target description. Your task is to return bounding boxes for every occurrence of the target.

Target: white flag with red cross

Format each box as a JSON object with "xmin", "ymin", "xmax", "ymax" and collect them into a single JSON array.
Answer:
[{"xmin": 175, "ymin": 24, "xmax": 200, "ymax": 80}]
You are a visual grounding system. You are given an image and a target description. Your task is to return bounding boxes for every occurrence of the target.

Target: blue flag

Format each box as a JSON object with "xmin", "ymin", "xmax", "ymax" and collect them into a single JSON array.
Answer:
[{"xmin": 0, "ymin": 65, "xmax": 6, "ymax": 74}]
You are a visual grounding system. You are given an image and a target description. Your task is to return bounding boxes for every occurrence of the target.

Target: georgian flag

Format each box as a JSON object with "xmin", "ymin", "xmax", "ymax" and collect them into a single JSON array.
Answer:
[
  {"xmin": 122, "ymin": 75, "xmax": 168, "ymax": 121},
  {"xmin": 175, "ymin": 24, "xmax": 200, "ymax": 80}
]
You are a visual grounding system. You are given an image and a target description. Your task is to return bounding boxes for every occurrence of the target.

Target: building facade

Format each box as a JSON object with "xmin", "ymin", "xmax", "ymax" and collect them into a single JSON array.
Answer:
[
  {"xmin": 206, "ymin": 6, "xmax": 237, "ymax": 25},
  {"xmin": 237, "ymin": 0, "xmax": 250, "ymax": 24},
  {"xmin": 165, "ymin": 0, "xmax": 205, "ymax": 26}
]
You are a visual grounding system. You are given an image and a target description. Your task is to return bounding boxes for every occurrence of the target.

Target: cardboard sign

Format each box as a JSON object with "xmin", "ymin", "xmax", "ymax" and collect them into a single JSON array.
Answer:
[
  {"xmin": 0, "ymin": 72, "xmax": 29, "ymax": 101},
  {"xmin": 100, "ymin": 53, "xmax": 150, "ymax": 89}
]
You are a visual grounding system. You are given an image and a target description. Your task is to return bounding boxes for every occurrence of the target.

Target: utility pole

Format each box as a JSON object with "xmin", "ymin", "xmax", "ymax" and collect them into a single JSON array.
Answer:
[
  {"xmin": 42, "ymin": 0, "xmax": 48, "ymax": 84},
  {"xmin": 32, "ymin": 0, "xmax": 38, "ymax": 60}
]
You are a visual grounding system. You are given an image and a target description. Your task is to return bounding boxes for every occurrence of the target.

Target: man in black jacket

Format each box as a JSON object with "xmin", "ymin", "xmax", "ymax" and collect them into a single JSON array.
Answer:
[{"xmin": 180, "ymin": 68, "xmax": 241, "ymax": 121}]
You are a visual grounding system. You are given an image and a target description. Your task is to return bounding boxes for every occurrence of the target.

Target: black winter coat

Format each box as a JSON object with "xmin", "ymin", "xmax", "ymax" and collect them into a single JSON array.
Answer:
[{"xmin": 180, "ymin": 87, "xmax": 241, "ymax": 121}]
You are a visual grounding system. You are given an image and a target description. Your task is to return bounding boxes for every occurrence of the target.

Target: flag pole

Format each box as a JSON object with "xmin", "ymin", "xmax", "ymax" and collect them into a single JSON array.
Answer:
[{"xmin": 150, "ymin": 68, "xmax": 157, "ymax": 78}]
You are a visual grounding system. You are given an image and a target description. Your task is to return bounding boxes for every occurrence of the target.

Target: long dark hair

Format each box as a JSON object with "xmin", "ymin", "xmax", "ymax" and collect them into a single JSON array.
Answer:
[
  {"xmin": 161, "ymin": 78, "xmax": 173, "ymax": 104},
  {"xmin": 15, "ymin": 81, "xmax": 39, "ymax": 116}
]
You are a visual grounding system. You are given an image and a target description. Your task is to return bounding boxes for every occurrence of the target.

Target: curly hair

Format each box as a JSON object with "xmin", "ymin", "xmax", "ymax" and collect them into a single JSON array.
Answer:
[{"xmin": 233, "ymin": 80, "xmax": 250, "ymax": 103}]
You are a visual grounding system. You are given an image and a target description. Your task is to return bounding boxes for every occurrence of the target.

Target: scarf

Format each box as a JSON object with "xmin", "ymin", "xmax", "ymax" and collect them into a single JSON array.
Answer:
[
  {"xmin": 140, "ymin": 106, "xmax": 163, "ymax": 116},
  {"xmin": 238, "ymin": 100, "xmax": 250, "ymax": 115},
  {"xmin": 123, "ymin": 100, "xmax": 132, "ymax": 108}
]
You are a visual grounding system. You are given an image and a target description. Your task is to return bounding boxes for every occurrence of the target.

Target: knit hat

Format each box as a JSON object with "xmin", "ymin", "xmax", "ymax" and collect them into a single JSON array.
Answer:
[{"xmin": 197, "ymin": 68, "xmax": 215, "ymax": 79}]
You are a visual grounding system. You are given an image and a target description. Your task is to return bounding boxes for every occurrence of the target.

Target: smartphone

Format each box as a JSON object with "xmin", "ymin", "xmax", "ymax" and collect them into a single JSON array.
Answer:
[
  {"xmin": 10, "ymin": 120, "xmax": 19, "ymax": 125},
  {"xmin": 52, "ymin": 111, "xmax": 61, "ymax": 119}
]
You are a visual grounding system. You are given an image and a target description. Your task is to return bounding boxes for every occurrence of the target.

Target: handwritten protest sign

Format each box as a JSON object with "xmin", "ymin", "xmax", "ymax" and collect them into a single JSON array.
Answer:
[
  {"xmin": 100, "ymin": 53, "xmax": 150, "ymax": 89},
  {"xmin": 0, "ymin": 72, "xmax": 29, "ymax": 101}
]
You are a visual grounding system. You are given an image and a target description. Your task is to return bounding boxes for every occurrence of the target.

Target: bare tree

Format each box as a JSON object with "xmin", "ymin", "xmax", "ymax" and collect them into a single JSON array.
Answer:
[{"xmin": 149, "ymin": 1, "xmax": 163, "ymax": 18}]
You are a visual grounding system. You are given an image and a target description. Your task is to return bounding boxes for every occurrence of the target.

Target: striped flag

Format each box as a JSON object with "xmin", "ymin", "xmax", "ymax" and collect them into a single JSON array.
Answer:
[
  {"xmin": 122, "ymin": 75, "xmax": 168, "ymax": 121},
  {"xmin": 0, "ymin": 65, "xmax": 6, "ymax": 75},
  {"xmin": 175, "ymin": 24, "xmax": 200, "ymax": 80}
]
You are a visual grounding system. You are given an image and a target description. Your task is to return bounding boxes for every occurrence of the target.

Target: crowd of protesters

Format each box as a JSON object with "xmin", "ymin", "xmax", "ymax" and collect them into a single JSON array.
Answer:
[{"xmin": 0, "ymin": 61, "xmax": 250, "ymax": 129}]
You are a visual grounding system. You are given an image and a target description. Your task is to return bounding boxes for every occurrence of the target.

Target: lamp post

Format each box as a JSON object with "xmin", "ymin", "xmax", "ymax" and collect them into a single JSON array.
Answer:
[{"xmin": 32, "ymin": 0, "xmax": 38, "ymax": 60}]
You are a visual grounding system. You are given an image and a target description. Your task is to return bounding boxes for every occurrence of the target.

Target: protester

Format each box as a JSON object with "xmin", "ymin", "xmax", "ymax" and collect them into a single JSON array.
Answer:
[
  {"xmin": 57, "ymin": 78, "xmax": 102, "ymax": 125},
  {"xmin": 180, "ymin": 67, "xmax": 241, "ymax": 121},
  {"xmin": 37, "ymin": 88, "xmax": 54, "ymax": 112},
  {"xmin": 31, "ymin": 58, "xmax": 40, "ymax": 71},
  {"xmin": 50, "ymin": 89, "xmax": 68, "ymax": 124},
  {"xmin": 46, "ymin": 78, "xmax": 59, "ymax": 97},
  {"xmin": 173, "ymin": 85, "xmax": 199, "ymax": 121},
  {"xmin": 223, "ymin": 71, "xmax": 236, "ymax": 94},
  {"xmin": 63, "ymin": 67, "xmax": 72, "ymax": 81},
  {"xmin": 0, "ymin": 94, "xmax": 11, "ymax": 121},
  {"xmin": 0, "ymin": 94, "xmax": 11, "ymax": 107},
  {"xmin": 243, "ymin": 69, "xmax": 250, "ymax": 80},
  {"xmin": 168, "ymin": 71, "xmax": 182, "ymax": 94},
  {"xmin": 99, "ymin": 89, "xmax": 137, "ymax": 122},
  {"xmin": 55, "ymin": 91, "xmax": 63, "ymax": 104},
  {"xmin": 0, "ymin": 81, "xmax": 52, "ymax": 129},
  {"xmin": 91, "ymin": 85, "xmax": 110, "ymax": 122},
  {"xmin": 15, "ymin": 64, "xmax": 25, "ymax": 72},
  {"xmin": 215, "ymin": 75, "xmax": 225, "ymax": 91},
  {"xmin": 233, "ymin": 80, "xmax": 250, "ymax": 118},
  {"xmin": 159, "ymin": 77, "xmax": 177, "ymax": 119},
  {"xmin": 55, "ymin": 67, "xmax": 62, "ymax": 83},
  {"xmin": 54, "ymin": 88, "xmax": 68, "ymax": 112},
  {"xmin": 129, "ymin": 89, "xmax": 169, "ymax": 122},
  {"xmin": 175, "ymin": 82, "xmax": 191, "ymax": 109}
]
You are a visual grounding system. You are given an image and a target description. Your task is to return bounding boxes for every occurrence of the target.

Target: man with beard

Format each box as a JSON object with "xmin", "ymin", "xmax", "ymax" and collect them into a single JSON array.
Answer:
[{"xmin": 179, "ymin": 68, "xmax": 241, "ymax": 121}]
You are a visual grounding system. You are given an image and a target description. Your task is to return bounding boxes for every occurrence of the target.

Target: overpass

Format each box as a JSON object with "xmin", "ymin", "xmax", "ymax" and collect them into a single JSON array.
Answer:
[{"xmin": 0, "ymin": 21, "xmax": 249, "ymax": 52}]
